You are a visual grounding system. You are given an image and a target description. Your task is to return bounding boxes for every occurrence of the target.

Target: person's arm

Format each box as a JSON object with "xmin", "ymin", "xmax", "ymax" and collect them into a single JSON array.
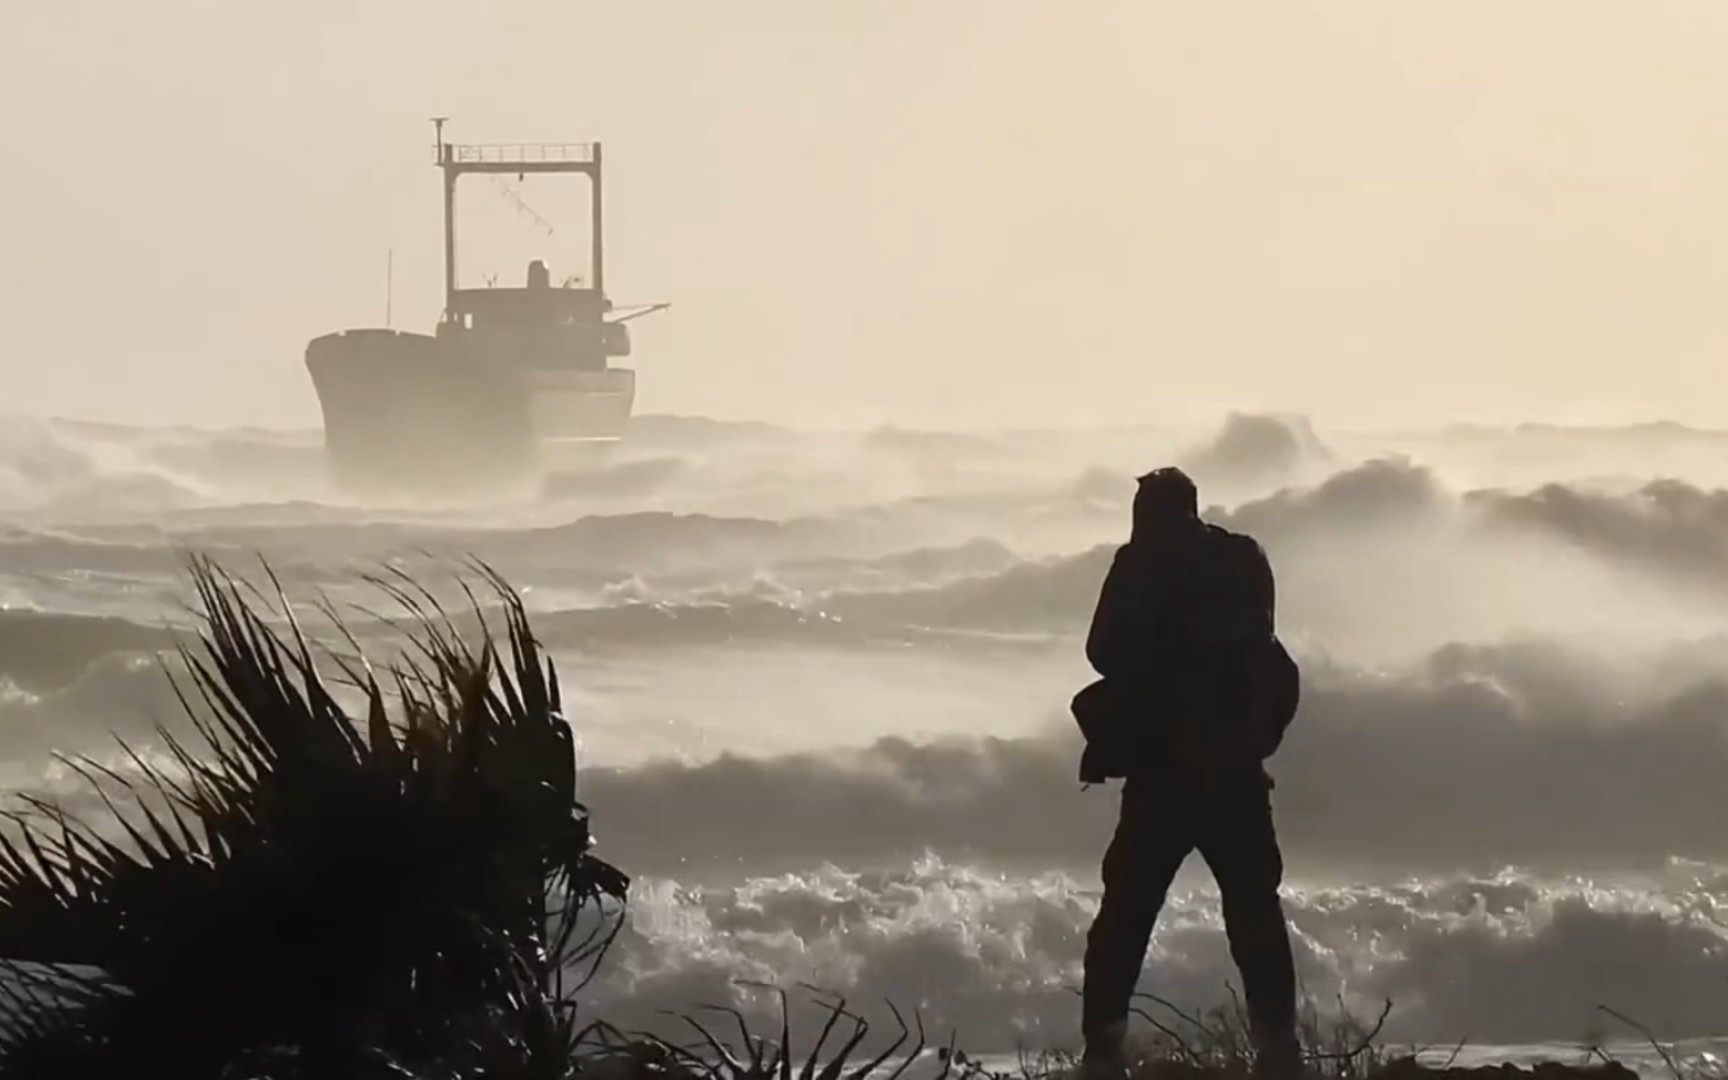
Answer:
[
  {"xmin": 1246, "ymin": 538, "xmax": 1276, "ymax": 637},
  {"xmin": 1085, "ymin": 548, "xmax": 1133, "ymax": 677},
  {"xmin": 1191, "ymin": 535, "xmax": 1274, "ymax": 644},
  {"xmin": 1243, "ymin": 539, "xmax": 1295, "ymax": 760}
]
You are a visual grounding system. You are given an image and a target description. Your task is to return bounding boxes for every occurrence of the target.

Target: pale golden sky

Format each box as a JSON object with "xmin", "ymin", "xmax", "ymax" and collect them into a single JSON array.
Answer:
[{"xmin": 3, "ymin": 1, "xmax": 1726, "ymax": 431}]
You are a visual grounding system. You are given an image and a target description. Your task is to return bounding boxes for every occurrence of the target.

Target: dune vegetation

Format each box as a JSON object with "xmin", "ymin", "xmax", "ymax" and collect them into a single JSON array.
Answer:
[{"xmin": 0, "ymin": 559, "xmax": 1666, "ymax": 1080}]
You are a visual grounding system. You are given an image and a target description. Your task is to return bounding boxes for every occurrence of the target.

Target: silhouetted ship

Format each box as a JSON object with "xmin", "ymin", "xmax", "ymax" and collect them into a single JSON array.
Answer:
[{"xmin": 305, "ymin": 120, "xmax": 667, "ymax": 495}]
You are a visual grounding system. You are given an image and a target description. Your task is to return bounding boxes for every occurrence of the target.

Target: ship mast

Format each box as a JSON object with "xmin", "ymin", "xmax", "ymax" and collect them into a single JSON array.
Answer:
[{"xmin": 431, "ymin": 117, "xmax": 454, "ymax": 318}]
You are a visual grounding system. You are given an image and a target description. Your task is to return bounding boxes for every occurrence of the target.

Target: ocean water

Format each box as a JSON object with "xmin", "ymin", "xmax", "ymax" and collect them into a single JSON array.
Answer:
[{"xmin": 3, "ymin": 410, "xmax": 1728, "ymax": 1065}]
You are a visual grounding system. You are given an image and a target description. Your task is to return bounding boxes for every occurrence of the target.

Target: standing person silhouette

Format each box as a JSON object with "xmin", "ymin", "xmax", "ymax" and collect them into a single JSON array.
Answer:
[{"xmin": 1077, "ymin": 467, "xmax": 1301, "ymax": 1077}]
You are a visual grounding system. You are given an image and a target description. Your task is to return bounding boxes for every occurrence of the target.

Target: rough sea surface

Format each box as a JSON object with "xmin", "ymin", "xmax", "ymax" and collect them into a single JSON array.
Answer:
[{"xmin": 3, "ymin": 409, "xmax": 1727, "ymax": 1066}]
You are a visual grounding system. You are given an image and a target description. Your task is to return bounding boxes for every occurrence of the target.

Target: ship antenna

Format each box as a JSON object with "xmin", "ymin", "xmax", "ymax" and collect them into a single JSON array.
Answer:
[{"xmin": 431, "ymin": 116, "xmax": 448, "ymax": 163}]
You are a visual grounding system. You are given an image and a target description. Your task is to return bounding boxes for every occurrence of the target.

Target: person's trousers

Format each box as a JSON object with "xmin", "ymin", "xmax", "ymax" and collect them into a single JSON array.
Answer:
[{"xmin": 1081, "ymin": 769, "xmax": 1298, "ymax": 1060}]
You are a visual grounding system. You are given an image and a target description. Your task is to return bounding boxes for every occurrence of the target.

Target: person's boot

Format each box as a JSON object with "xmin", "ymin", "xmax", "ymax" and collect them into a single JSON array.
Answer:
[
  {"xmin": 1078, "ymin": 1018, "xmax": 1129, "ymax": 1080},
  {"xmin": 1251, "ymin": 1027, "xmax": 1303, "ymax": 1080}
]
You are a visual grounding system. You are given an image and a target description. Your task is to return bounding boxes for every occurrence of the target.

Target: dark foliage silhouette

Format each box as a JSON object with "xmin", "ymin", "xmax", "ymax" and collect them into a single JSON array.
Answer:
[{"xmin": 0, "ymin": 557, "xmax": 627, "ymax": 1079}]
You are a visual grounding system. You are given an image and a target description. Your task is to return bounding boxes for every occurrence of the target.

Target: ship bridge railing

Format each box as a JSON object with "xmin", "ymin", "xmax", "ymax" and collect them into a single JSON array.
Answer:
[{"xmin": 435, "ymin": 143, "xmax": 598, "ymax": 165}]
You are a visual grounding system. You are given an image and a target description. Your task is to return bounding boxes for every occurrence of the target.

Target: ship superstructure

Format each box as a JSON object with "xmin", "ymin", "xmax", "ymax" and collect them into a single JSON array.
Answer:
[{"xmin": 305, "ymin": 120, "xmax": 666, "ymax": 495}]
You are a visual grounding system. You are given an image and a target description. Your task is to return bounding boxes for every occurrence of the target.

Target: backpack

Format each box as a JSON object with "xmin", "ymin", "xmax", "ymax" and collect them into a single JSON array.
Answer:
[{"xmin": 1072, "ymin": 529, "xmax": 1299, "ymax": 782}]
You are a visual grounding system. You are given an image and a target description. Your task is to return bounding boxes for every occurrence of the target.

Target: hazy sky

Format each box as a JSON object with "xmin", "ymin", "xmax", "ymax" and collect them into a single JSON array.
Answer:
[{"xmin": 3, "ymin": 1, "xmax": 1727, "ymax": 432}]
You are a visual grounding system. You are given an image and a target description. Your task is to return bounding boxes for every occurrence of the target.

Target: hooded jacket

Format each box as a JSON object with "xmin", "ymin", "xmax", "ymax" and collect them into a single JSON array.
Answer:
[
  {"xmin": 1086, "ymin": 516, "xmax": 1274, "ymax": 679},
  {"xmin": 1080, "ymin": 514, "xmax": 1290, "ymax": 775}
]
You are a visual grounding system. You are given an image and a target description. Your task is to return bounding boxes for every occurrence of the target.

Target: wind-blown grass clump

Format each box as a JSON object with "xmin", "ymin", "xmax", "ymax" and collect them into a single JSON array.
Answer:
[
  {"xmin": 0, "ymin": 557, "xmax": 628, "ymax": 1080},
  {"xmin": 567, "ymin": 986, "xmax": 1644, "ymax": 1080}
]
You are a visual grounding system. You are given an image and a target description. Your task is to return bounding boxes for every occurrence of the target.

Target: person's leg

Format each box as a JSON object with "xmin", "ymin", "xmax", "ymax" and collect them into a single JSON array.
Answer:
[
  {"xmin": 1196, "ymin": 774, "xmax": 1299, "ymax": 1072},
  {"xmin": 1081, "ymin": 784, "xmax": 1193, "ymax": 1065}
]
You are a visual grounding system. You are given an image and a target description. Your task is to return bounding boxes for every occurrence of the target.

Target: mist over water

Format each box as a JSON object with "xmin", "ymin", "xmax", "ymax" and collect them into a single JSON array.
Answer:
[{"xmin": 3, "ymin": 409, "xmax": 1728, "ymax": 1054}]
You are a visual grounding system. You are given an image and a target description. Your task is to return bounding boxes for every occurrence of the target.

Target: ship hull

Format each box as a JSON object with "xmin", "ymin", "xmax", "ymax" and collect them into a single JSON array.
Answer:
[{"xmin": 305, "ymin": 328, "xmax": 636, "ymax": 496}]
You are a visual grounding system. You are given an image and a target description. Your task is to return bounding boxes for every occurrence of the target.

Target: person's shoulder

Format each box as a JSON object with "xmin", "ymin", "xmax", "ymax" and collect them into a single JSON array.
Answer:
[
  {"xmin": 1203, "ymin": 523, "xmax": 1269, "ymax": 563},
  {"xmin": 1109, "ymin": 541, "xmax": 1154, "ymax": 577},
  {"xmin": 1202, "ymin": 521, "xmax": 1258, "ymax": 547}
]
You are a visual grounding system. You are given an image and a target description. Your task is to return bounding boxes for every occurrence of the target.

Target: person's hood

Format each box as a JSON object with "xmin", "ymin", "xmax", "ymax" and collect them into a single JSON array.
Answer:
[{"xmin": 1129, "ymin": 500, "xmax": 1204, "ymax": 548}]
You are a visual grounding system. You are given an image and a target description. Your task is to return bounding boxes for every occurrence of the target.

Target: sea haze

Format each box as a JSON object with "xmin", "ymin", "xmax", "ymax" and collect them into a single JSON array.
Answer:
[{"xmin": 2, "ymin": 409, "xmax": 1727, "ymax": 1057}]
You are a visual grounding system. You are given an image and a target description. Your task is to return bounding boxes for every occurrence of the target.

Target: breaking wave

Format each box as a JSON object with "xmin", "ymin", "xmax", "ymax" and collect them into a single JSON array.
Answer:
[
  {"xmin": 0, "ymin": 610, "xmax": 178, "ymax": 692},
  {"xmin": 590, "ymin": 857, "xmax": 1728, "ymax": 1052},
  {"xmin": 582, "ymin": 635, "xmax": 1728, "ymax": 878}
]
